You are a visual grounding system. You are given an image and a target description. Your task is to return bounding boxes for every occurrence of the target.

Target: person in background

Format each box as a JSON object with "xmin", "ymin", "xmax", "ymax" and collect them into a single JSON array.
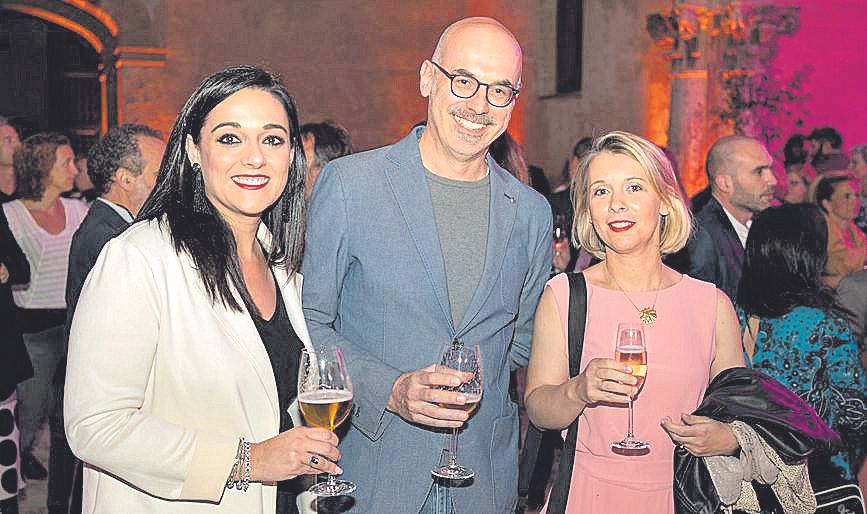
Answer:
[
  {"xmin": 736, "ymin": 203, "xmax": 866, "ymax": 489},
  {"xmin": 836, "ymin": 269, "xmax": 867, "ymax": 368},
  {"xmin": 299, "ymin": 121, "xmax": 352, "ymax": 198},
  {"xmin": 64, "ymin": 65, "xmax": 342, "ymax": 514},
  {"xmin": 812, "ymin": 171, "xmax": 866, "ymax": 288},
  {"xmin": 0, "ymin": 206, "xmax": 31, "ymax": 514},
  {"xmin": 549, "ymin": 137, "xmax": 593, "ymax": 273},
  {"xmin": 2, "ymin": 133, "xmax": 86, "ymax": 483},
  {"xmin": 489, "ymin": 130, "xmax": 530, "ymax": 185},
  {"xmin": 61, "ymin": 154, "xmax": 97, "ymax": 204},
  {"xmin": 0, "ymin": 116, "xmax": 20, "ymax": 201},
  {"xmin": 809, "ymin": 126, "xmax": 850, "ymax": 174},
  {"xmin": 849, "ymin": 143, "xmax": 867, "ymax": 233},
  {"xmin": 782, "ymin": 133, "xmax": 810, "ymax": 204},
  {"xmin": 525, "ymin": 130, "xmax": 744, "ymax": 512},
  {"xmin": 49, "ymin": 124, "xmax": 165, "ymax": 514},
  {"xmin": 666, "ymin": 135, "xmax": 777, "ymax": 301}
]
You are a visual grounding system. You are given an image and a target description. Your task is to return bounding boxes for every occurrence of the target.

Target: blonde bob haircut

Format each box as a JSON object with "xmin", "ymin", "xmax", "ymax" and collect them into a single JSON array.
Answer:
[{"xmin": 571, "ymin": 130, "xmax": 692, "ymax": 259}]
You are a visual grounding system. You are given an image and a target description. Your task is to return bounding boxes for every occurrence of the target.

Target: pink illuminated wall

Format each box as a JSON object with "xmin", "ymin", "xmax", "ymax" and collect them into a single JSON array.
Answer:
[{"xmin": 770, "ymin": 0, "xmax": 867, "ymax": 154}]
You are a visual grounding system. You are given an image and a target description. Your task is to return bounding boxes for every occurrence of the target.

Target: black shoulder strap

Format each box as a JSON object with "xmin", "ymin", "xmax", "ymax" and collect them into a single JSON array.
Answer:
[{"xmin": 545, "ymin": 272, "xmax": 588, "ymax": 513}]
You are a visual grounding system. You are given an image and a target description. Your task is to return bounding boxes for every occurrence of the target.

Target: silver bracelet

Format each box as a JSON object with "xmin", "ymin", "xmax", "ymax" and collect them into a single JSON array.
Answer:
[
  {"xmin": 226, "ymin": 437, "xmax": 252, "ymax": 492},
  {"xmin": 239, "ymin": 439, "xmax": 251, "ymax": 492}
]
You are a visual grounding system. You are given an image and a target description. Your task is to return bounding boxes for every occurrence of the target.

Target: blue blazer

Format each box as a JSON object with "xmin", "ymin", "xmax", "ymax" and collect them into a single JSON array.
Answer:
[{"xmin": 302, "ymin": 128, "xmax": 552, "ymax": 513}]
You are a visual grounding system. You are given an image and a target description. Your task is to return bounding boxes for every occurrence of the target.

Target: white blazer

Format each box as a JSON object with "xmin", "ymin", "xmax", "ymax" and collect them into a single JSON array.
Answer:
[{"xmin": 65, "ymin": 219, "xmax": 314, "ymax": 514}]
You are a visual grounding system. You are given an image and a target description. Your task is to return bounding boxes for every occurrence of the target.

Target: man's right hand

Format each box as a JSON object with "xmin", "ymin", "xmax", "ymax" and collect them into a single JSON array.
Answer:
[{"xmin": 387, "ymin": 364, "xmax": 473, "ymax": 428}]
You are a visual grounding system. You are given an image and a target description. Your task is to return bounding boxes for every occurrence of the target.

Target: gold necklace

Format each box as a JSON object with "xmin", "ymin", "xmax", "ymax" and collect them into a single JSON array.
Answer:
[{"xmin": 606, "ymin": 264, "xmax": 661, "ymax": 325}]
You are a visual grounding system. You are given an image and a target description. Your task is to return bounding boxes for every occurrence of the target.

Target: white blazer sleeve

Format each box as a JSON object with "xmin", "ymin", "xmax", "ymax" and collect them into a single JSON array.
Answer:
[{"xmin": 64, "ymin": 235, "xmax": 238, "ymax": 501}]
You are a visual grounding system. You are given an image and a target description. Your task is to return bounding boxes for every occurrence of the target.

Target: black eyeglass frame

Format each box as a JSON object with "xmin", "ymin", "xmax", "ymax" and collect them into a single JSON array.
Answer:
[{"xmin": 429, "ymin": 60, "xmax": 520, "ymax": 108}]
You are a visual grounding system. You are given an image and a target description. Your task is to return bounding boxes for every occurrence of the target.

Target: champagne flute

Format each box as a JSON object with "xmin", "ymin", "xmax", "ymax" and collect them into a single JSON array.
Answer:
[
  {"xmin": 431, "ymin": 340, "xmax": 483, "ymax": 480},
  {"xmin": 611, "ymin": 322, "xmax": 649, "ymax": 451},
  {"xmin": 552, "ymin": 213, "xmax": 570, "ymax": 273},
  {"xmin": 298, "ymin": 345, "xmax": 356, "ymax": 496}
]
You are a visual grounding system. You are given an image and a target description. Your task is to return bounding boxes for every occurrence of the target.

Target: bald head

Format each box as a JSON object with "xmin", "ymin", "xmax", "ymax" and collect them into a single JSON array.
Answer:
[
  {"xmin": 706, "ymin": 135, "xmax": 764, "ymax": 184},
  {"xmin": 705, "ymin": 135, "xmax": 777, "ymax": 219},
  {"xmin": 431, "ymin": 17, "xmax": 523, "ymax": 86}
]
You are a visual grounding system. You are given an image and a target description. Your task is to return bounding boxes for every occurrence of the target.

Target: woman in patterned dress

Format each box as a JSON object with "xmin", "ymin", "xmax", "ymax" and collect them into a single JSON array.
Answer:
[{"xmin": 737, "ymin": 203, "xmax": 867, "ymax": 488}]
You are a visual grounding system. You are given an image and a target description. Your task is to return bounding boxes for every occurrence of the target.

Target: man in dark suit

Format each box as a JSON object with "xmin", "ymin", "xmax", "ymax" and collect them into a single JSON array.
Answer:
[
  {"xmin": 667, "ymin": 135, "xmax": 776, "ymax": 301},
  {"xmin": 50, "ymin": 124, "xmax": 163, "ymax": 514}
]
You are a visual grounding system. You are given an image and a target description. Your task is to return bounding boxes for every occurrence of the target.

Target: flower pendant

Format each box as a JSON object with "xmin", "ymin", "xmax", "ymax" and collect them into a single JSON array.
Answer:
[{"xmin": 638, "ymin": 307, "xmax": 657, "ymax": 325}]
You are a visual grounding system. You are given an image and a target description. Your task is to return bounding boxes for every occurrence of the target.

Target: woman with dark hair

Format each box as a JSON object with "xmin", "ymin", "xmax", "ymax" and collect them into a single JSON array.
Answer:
[
  {"xmin": 737, "ymin": 203, "xmax": 866, "ymax": 488},
  {"xmin": 64, "ymin": 65, "xmax": 341, "ymax": 513},
  {"xmin": 2, "ymin": 132, "xmax": 85, "ymax": 481},
  {"xmin": 812, "ymin": 171, "xmax": 866, "ymax": 287}
]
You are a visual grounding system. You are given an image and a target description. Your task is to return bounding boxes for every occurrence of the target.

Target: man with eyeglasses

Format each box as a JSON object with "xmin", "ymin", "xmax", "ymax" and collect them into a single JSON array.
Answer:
[{"xmin": 302, "ymin": 17, "xmax": 552, "ymax": 514}]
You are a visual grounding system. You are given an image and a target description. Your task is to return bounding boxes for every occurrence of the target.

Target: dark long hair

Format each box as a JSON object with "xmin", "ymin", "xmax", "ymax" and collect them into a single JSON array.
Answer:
[
  {"xmin": 138, "ymin": 65, "xmax": 307, "ymax": 315},
  {"xmin": 737, "ymin": 203, "xmax": 843, "ymax": 318}
]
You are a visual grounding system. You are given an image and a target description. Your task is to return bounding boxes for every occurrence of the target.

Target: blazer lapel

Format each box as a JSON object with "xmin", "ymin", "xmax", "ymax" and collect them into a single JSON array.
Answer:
[
  {"xmin": 384, "ymin": 129, "xmax": 454, "ymax": 330},
  {"xmin": 455, "ymin": 157, "xmax": 519, "ymax": 334}
]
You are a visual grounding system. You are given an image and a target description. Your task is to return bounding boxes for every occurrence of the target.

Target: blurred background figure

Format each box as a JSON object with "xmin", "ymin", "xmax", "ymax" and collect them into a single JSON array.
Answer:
[
  {"xmin": 849, "ymin": 143, "xmax": 867, "ymax": 233},
  {"xmin": 489, "ymin": 130, "xmax": 530, "ymax": 185},
  {"xmin": 736, "ymin": 203, "xmax": 866, "ymax": 489},
  {"xmin": 2, "ymin": 133, "xmax": 87, "ymax": 485},
  {"xmin": 549, "ymin": 136, "xmax": 593, "ymax": 273},
  {"xmin": 667, "ymin": 135, "xmax": 777, "ymax": 302},
  {"xmin": 781, "ymin": 133, "xmax": 810, "ymax": 204},
  {"xmin": 0, "ymin": 116, "xmax": 21, "ymax": 201},
  {"xmin": 0, "ymin": 197, "xmax": 31, "ymax": 514},
  {"xmin": 812, "ymin": 171, "xmax": 866, "ymax": 288},
  {"xmin": 62, "ymin": 154, "xmax": 97, "ymax": 204},
  {"xmin": 300, "ymin": 120, "xmax": 353, "ymax": 197},
  {"xmin": 809, "ymin": 126, "xmax": 850, "ymax": 174},
  {"xmin": 836, "ymin": 269, "xmax": 867, "ymax": 369}
]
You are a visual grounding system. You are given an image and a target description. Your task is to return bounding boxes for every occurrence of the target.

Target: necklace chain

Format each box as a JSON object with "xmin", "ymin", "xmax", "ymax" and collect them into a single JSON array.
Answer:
[{"xmin": 606, "ymin": 264, "xmax": 660, "ymax": 325}]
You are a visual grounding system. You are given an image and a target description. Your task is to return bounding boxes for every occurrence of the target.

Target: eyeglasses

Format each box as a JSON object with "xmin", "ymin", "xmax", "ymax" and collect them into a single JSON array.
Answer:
[{"xmin": 429, "ymin": 61, "xmax": 520, "ymax": 108}]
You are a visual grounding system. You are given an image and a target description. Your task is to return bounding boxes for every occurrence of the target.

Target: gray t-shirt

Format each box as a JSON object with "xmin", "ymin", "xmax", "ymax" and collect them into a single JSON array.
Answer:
[{"xmin": 425, "ymin": 168, "xmax": 490, "ymax": 328}]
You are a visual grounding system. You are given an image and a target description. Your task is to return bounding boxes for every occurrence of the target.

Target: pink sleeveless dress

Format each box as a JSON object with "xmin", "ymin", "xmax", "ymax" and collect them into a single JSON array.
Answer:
[{"xmin": 541, "ymin": 273, "xmax": 718, "ymax": 513}]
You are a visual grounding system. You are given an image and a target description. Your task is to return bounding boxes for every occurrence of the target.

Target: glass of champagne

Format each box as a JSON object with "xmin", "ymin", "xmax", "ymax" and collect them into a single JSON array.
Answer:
[
  {"xmin": 298, "ymin": 345, "xmax": 356, "ymax": 496},
  {"xmin": 552, "ymin": 213, "xmax": 570, "ymax": 273},
  {"xmin": 611, "ymin": 322, "xmax": 649, "ymax": 451},
  {"xmin": 431, "ymin": 340, "xmax": 482, "ymax": 481}
]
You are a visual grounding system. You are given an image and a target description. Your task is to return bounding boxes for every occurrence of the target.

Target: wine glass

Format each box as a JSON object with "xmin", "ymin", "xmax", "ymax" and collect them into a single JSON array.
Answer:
[
  {"xmin": 552, "ymin": 213, "xmax": 570, "ymax": 273},
  {"xmin": 298, "ymin": 345, "xmax": 356, "ymax": 496},
  {"xmin": 611, "ymin": 322, "xmax": 649, "ymax": 451},
  {"xmin": 431, "ymin": 340, "xmax": 483, "ymax": 480}
]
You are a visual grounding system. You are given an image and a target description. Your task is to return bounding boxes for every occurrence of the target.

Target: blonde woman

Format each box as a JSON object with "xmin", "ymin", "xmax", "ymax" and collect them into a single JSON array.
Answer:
[{"xmin": 525, "ymin": 131, "xmax": 744, "ymax": 512}]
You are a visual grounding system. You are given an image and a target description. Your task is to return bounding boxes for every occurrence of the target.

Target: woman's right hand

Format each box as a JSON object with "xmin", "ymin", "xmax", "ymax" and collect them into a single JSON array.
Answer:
[
  {"xmin": 567, "ymin": 357, "xmax": 638, "ymax": 405},
  {"xmin": 249, "ymin": 426, "xmax": 341, "ymax": 482}
]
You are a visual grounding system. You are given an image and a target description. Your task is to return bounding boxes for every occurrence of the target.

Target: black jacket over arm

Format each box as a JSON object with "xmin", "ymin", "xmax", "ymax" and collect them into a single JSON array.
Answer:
[
  {"xmin": 666, "ymin": 195, "xmax": 744, "ymax": 301},
  {"xmin": 673, "ymin": 367, "xmax": 839, "ymax": 514},
  {"xmin": 1, "ymin": 205, "xmax": 32, "ymax": 387}
]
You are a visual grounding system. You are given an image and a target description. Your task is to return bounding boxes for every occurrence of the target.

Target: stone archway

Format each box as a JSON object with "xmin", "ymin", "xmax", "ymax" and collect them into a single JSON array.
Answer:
[{"xmin": 2, "ymin": 0, "xmax": 120, "ymax": 132}]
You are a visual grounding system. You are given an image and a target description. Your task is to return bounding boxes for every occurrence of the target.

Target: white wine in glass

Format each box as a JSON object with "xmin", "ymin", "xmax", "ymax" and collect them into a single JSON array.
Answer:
[
  {"xmin": 298, "ymin": 345, "xmax": 356, "ymax": 497},
  {"xmin": 431, "ymin": 340, "xmax": 482, "ymax": 481},
  {"xmin": 611, "ymin": 322, "xmax": 649, "ymax": 451}
]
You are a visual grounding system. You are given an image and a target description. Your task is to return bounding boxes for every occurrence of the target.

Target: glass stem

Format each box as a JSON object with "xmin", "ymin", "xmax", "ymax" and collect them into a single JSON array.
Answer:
[
  {"xmin": 626, "ymin": 396, "xmax": 635, "ymax": 440},
  {"xmin": 449, "ymin": 427, "xmax": 459, "ymax": 467}
]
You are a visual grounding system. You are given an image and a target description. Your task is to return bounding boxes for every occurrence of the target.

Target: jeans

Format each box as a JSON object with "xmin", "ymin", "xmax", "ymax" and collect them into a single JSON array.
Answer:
[{"xmin": 17, "ymin": 325, "xmax": 64, "ymax": 452}]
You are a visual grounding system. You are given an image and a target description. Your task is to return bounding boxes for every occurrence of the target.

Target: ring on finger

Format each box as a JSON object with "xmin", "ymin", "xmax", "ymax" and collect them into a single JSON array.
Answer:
[{"xmin": 309, "ymin": 455, "xmax": 320, "ymax": 466}]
